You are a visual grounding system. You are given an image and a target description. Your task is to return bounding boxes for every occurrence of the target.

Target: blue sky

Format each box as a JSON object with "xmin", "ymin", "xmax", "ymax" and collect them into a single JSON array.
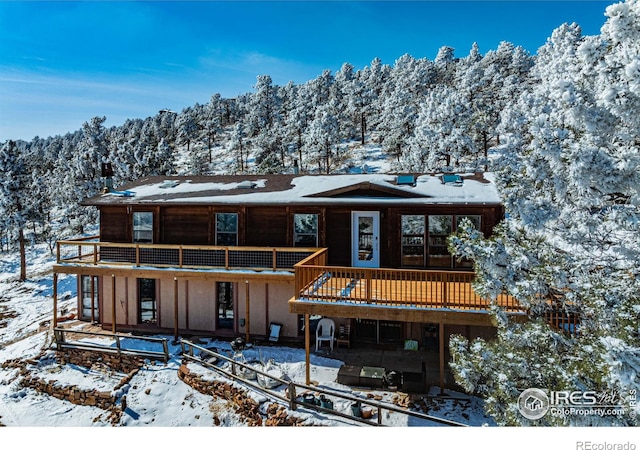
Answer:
[{"xmin": 0, "ymin": 1, "xmax": 613, "ymax": 142}]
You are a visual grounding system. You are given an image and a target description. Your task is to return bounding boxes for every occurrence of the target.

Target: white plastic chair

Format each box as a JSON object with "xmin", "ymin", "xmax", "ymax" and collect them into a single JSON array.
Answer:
[{"xmin": 315, "ymin": 318, "xmax": 336, "ymax": 352}]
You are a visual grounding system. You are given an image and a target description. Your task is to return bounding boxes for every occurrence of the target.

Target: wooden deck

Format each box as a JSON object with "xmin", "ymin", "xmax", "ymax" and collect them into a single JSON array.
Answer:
[
  {"xmin": 289, "ymin": 249, "xmax": 526, "ymax": 326},
  {"xmin": 299, "ymin": 273, "xmax": 521, "ymax": 311}
]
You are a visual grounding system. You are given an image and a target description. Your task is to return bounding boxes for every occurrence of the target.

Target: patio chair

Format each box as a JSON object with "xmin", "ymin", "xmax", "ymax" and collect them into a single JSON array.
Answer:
[{"xmin": 315, "ymin": 318, "xmax": 335, "ymax": 352}]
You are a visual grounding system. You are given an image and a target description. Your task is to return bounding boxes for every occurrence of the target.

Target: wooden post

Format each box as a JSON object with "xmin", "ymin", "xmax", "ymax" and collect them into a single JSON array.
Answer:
[
  {"xmin": 245, "ymin": 281, "xmax": 250, "ymax": 344},
  {"xmin": 272, "ymin": 248, "xmax": 277, "ymax": 271},
  {"xmin": 111, "ymin": 275, "xmax": 116, "ymax": 334},
  {"xmin": 173, "ymin": 277, "xmax": 179, "ymax": 343},
  {"xmin": 365, "ymin": 269, "xmax": 372, "ymax": 304},
  {"xmin": 442, "ymin": 271, "xmax": 448, "ymax": 308},
  {"xmin": 305, "ymin": 314, "xmax": 310, "ymax": 385},
  {"xmin": 53, "ymin": 273, "xmax": 58, "ymax": 328},
  {"xmin": 439, "ymin": 322, "xmax": 445, "ymax": 394}
]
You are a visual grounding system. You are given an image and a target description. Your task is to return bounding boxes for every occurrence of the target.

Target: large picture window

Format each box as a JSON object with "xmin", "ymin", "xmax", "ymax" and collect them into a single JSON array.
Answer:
[
  {"xmin": 455, "ymin": 215, "xmax": 481, "ymax": 268},
  {"xmin": 401, "ymin": 214, "xmax": 482, "ymax": 268},
  {"xmin": 215, "ymin": 213, "xmax": 238, "ymax": 246},
  {"xmin": 133, "ymin": 211, "xmax": 153, "ymax": 243},
  {"xmin": 428, "ymin": 215, "xmax": 453, "ymax": 268},
  {"xmin": 456, "ymin": 215, "xmax": 481, "ymax": 232},
  {"xmin": 293, "ymin": 213, "xmax": 318, "ymax": 247},
  {"xmin": 401, "ymin": 215, "xmax": 425, "ymax": 267}
]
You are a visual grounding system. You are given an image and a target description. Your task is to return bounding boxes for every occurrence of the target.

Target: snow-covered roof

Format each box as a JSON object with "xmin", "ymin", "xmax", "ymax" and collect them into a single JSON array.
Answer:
[{"xmin": 83, "ymin": 172, "xmax": 502, "ymax": 206}]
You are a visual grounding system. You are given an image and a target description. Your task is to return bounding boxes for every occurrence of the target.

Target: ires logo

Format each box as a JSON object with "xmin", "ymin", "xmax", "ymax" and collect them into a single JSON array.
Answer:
[{"xmin": 518, "ymin": 388, "xmax": 632, "ymax": 421}]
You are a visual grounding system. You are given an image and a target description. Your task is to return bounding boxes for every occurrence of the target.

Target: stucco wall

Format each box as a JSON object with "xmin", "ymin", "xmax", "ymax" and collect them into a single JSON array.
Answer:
[{"xmin": 98, "ymin": 274, "xmax": 296, "ymax": 337}]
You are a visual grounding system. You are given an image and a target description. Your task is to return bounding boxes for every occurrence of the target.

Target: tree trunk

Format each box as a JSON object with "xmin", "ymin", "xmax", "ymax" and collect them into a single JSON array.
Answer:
[
  {"xmin": 297, "ymin": 132, "xmax": 304, "ymax": 172},
  {"xmin": 483, "ymin": 131, "xmax": 489, "ymax": 172},
  {"xmin": 208, "ymin": 134, "xmax": 212, "ymax": 164},
  {"xmin": 19, "ymin": 227, "xmax": 26, "ymax": 282},
  {"xmin": 361, "ymin": 113, "xmax": 366, "ymax": 145}
]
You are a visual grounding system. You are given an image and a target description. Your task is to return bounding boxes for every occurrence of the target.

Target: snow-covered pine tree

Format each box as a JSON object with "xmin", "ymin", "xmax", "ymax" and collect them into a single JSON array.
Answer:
[
  {"xmin": 448, "ymin": 0, "xmax": 640, "ymax": 426},
  {"xmin": 401, "ymin": 85, "xmax": 476, "ymax": 172},
  {"xmin": 0, "ymin": 140, "xmax": 29, "ymax": 280}
]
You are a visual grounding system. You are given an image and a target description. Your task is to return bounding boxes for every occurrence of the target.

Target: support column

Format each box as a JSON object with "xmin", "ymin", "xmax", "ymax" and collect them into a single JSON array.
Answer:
[
  {"xmin": 111, "ymin": 275, "xmax": 116, "ymax": 334},
  {"xmin": 173, "ymin": 277, "xmax": 179, "ymax": 344},
  {"xmin": 305, "ymin": 314, "xmax": 310, "ymax": 385},
  {"xmin": 52, "ymin": 273, "xmax": 58, "ymax": 328},
  {"xmin": 245, "ymin": 281, "xmax": 250, "ymax": 344},
  {"xmin": 439, "ymin": 322, "xmax": 445, "ymax": 394}
]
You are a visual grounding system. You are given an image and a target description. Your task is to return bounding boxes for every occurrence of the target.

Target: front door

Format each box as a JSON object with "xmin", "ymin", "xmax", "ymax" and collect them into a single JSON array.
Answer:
[{"xmin": 352, "ymin": 211, "xmax": 380, "ymax": 268}]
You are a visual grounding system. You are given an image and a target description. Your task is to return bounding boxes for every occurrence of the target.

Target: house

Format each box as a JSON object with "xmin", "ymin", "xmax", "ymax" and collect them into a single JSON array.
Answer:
[{"xmin": 52, "ymin": 171, "xmax": 526, "ymax": 388}]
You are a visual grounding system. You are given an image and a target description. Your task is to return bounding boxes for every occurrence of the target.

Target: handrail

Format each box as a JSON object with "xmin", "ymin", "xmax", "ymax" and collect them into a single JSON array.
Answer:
[
  {"xmin": 53, "ymin": 327, "xmax": 170, "ymax": 362},
  {"xmin": 181, "ymin": 340, "xmax": 466, "ymax": 427},
  {"xmin": 294, "ymin": 262, "xmax": 523, "ymax": 313},
  {"xmin": 56, "ymin": 238, "xmax": 321, "ymax": 272}
]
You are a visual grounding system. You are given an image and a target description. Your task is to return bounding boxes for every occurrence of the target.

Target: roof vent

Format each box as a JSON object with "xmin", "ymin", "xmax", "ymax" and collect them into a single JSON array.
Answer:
[
  {"xmin": 238, "ymin": 180, "xmax": 257, "ymax": 189},
  {"xmin": 442, "ymin": 174, "xmax": 463, "ymax": 186},
  {"xmin": 159, "ymin": 180, "xmax": 180, "ymax": 189},
  {"xmin": 396, "ymin": 174, "xmax": 416, "ymax": 186}
]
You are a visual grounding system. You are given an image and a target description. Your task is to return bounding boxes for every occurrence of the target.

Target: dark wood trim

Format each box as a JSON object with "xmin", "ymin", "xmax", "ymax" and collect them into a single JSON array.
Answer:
[
  {"xmin": 288, "ymin": 298, "xmax": 526, "ymax": 327},
  {"xmin": 53, "ymin": 264, "xmax": 295, "ymax": 283}
]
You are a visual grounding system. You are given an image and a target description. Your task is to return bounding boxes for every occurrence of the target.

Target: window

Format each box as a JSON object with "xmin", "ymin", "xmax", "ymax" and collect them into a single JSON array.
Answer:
[
  {"xmin": 456, "ymin": 215, "xmax": 481, "ymax": 232},
  {"xmin": 138, "ymin": 278, "xmax": 157, "ymax": 324},
  {"xmin": 215, "ymin": 213, "xmax": 238, "ymax": 246},
  {"xmin": 428, "ymin": 215, "xmax": 453, "ymax": 267},
  {"xmin": 401, "ymin": 215, "xmax": 425, "ymax": 267},
  {"xmin": 293, "ymin": 214, "xmax": 318, "ymax": 247},
  {"xmin": 133, "ymin": 212, "xmax": 153, "ymax": 243},
  {"xmin": 455, "ymin": 215, "xmax": 481, "ymax": 268},
  {"xmin": 80, "ymin": 275, "xmax": 99, "ymax": 321}
]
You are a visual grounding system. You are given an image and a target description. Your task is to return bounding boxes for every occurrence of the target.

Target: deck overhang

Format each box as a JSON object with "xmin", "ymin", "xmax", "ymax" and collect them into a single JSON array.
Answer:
[
  {"xmin": 53, "ymin": 263, "xmax": 295, "ymax": 283},
  {"xmin": 288, "ymin": 298, "xmax": 527, "ymax": 327}
]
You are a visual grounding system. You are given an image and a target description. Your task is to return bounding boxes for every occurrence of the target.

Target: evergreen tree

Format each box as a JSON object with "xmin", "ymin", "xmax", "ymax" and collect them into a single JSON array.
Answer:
[
  {"xmin": 448, "ymin": 1, "xmax": 640, "ymax": 426},
  {"xmin": 0, "ymin": 140, "xmax": 29, "ymax": 280}
]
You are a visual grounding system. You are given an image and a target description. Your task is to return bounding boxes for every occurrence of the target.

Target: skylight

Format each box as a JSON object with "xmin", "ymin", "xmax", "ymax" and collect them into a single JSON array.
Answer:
[
  {"xmin": 442, "ymin": 174, "xmax": 463, "ymax": 186},
  {"xmin": 396, "ymin": 175, "xmax": 416, "ymax": 186}
]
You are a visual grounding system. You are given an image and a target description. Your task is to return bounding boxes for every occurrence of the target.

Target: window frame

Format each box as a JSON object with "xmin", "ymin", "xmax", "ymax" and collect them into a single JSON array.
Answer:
[
  {"xmin": 293, "ymin": 213, "xmax": 319, "ymax": 247},
  {"xmin": 400, "ymin": 214, "xmax": 426, "ymax": 267},
  {"xmin": 132, "ymin": 211, "xmax": 154, "ymax": 243},
  {"xmin": 138, "ymin": 278, "xmax": 157, "ymax": 324},
  {"xmin": 215, "ymin": 213, "xmax": 239, "ymax": 246}
]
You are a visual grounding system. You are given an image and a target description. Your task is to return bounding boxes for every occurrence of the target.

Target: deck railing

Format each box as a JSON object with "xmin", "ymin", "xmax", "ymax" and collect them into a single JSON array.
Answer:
[
  {"xmin": 56, "ymin": 237, "xmax": 319, "ymax": 272},
  {"xmin": 294, "ymin": 257, "xmax": 523, "ymax": 313}
]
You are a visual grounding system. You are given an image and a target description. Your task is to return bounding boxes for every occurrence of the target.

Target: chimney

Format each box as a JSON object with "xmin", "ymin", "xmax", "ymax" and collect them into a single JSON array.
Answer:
[{"xmin": 101, "ymin": 162, "xmax": 114, "ymax": 193}]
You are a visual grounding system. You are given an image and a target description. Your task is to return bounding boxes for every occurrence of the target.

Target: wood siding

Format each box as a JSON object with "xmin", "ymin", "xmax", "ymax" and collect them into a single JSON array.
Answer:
[
  {"xmin": 96, "ymin": 203, "xmax": 504, "ymax": 270},
  {"xmin": 161, "ymin": 206, "xmax": 209, "ymax": 245},
  {"xmin": 246, "ymin": 207, "xmax": 288, "ymax": 247},
  {"xmin": 100, "ymin": 207, "xmax": 129, "ymax": 242}
]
